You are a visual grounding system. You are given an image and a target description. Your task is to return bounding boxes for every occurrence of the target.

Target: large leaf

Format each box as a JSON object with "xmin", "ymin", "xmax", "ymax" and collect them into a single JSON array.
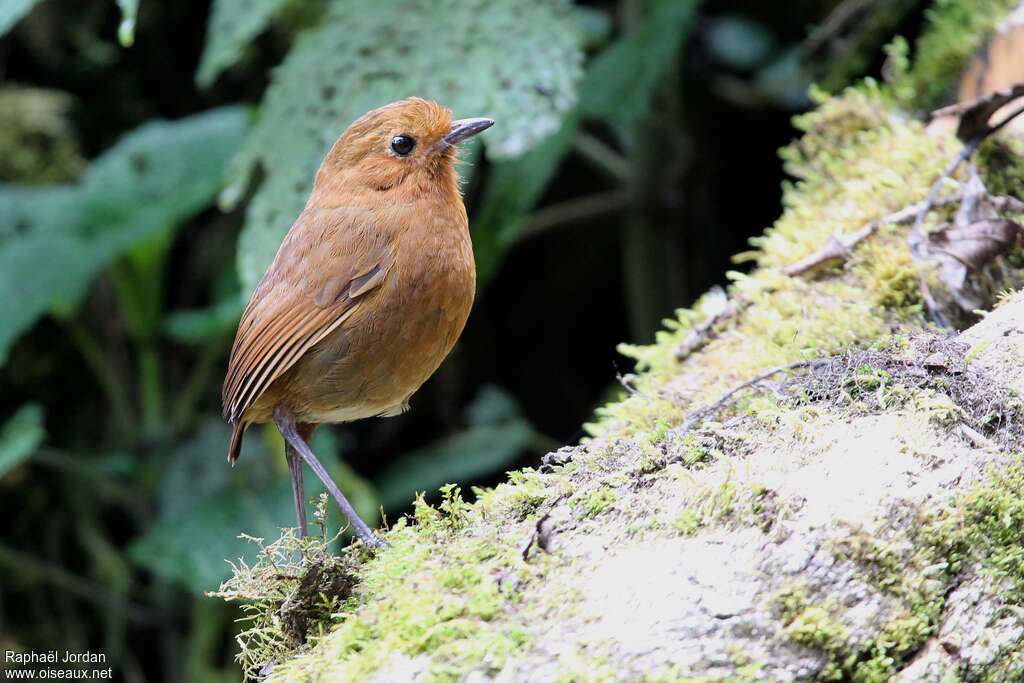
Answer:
[
  {"xmin": 195, "ymin": 0, "xmax": 294, "ymax": 87},
  {"xmin": 230, "ymin": 0, "xmax": 584, "ymax": 292},
  {"xmin": 0, "ymin": 107, "xmax": 249, "ymax": 363},
  {"xmin": 374, "ymin": 385, "xmax": 534, "ymax": 509},
  {"xmin": 0, "ymin": 0, "xmax": 41, "ymax": 36},
  {"xmin": 130, "ymin": 420, "xmax": 377, "ymax": 592},
  {"xmin": 0, "ymin": 403, "xmax": 45, "ymax": 478},
  {"xmin": 579, "ymin": 0, "xmax": 699, "ymax": 137}
]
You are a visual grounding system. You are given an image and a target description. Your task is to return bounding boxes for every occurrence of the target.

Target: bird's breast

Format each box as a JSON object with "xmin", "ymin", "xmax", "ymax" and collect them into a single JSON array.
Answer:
[{"xmin": 284, "ymin": 214, "xmax": 475, "ymax": 423}]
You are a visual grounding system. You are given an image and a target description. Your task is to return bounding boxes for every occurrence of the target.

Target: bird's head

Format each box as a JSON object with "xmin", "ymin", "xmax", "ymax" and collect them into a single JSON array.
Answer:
[{"xmin": 313, "ymin": 97, "xmax": 493, "ymax": 202}]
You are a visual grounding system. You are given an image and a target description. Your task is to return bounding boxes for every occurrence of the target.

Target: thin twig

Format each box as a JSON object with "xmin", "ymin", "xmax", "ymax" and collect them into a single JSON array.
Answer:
[
  {"xmin": 675, "ymin": 291, "xmax": 749, "ymax": 360},
  {"xmin": 785, "ymin": 195, "xmax": 963, "ymax": 276},
  {"xmin": 678, "ymin": 360, "xmax": 818, "ymax": 433}
]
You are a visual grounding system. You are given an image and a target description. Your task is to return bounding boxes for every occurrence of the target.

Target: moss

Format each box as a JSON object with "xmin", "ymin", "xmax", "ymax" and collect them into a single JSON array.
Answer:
[
  {"xmin": 770, "ymin": 459, "xmax": 1024, "ymax": 681},
  {"xmin": 209, "ymin": 496, "xmax": 359, "ymax": 681},
  {"xmin": 890, "ymin": 0, "xmax": 1022, "ymax": 110},
  {"xmin": 257, "ymin": 489, "xmax": 535, "ymax": 682},
  {"xmin": 590, "ymin": 0, "xmax": 1024, "ymax": 440},
  {"xmin": 589, "ymin": 79, "xmax": 957, "ymax": 437},
  {"xmin": 978, "ymin": 135, "xmax": 1024, "ymax": 201},
  {"xmin": 578, "ymin": 486, "xmax": 617, "ymax": 518},
  {"xmin": 965, "ymin": 339, "xmax": 992, "ymax": 364},
  {"xmin": 673, "ymin": 509, "xmax": 701, "ymax": 536}
]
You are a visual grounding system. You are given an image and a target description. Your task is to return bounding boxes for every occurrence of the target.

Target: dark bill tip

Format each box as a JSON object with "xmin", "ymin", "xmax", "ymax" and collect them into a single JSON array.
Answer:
[{"xmin": 443, "ymin": 117, "xmax": 495, "ymax": 146}]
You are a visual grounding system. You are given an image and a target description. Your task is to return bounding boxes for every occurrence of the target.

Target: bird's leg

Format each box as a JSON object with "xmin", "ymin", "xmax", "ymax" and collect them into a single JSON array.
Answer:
[
  {"xmin": 273, "ymin": 408, "xmax": 386, "ymax": 549},
  {"xmin": 285, "ymin": 442, "xmax": 307, "ymax": 538}
]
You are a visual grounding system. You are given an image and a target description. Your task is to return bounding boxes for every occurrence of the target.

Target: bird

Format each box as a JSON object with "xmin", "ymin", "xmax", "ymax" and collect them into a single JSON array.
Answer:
[{"xmin": 222, "ymin": 97, "xmax": 493, "ymax": 548}]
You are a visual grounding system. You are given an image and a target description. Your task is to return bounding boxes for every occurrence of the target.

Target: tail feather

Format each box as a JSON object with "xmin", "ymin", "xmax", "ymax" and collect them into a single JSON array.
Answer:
[{"xmin": 228, "ymin": 421, "xmax": 246, "ymax": 466}]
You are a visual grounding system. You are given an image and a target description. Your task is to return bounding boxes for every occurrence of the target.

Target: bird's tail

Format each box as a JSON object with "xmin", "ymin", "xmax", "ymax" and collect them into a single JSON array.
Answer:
[{"xmin": 228, "ymin": 421, "xmax": 246, "ymax": 466}]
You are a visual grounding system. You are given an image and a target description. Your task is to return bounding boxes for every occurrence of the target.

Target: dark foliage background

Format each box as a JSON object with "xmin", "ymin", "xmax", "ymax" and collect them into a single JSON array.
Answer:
[{"xmin": 0, "ymin": 0, "xmax": 936, "ymax": 680}]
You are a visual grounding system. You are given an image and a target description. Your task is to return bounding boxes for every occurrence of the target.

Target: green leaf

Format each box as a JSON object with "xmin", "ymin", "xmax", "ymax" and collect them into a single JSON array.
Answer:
[
  {"xmin": 130, "ymin": 420, "xmax": 377, "ymax": 592},
  {"xmin": 0, "ymin": 0, "xmax": 42, "ymax": 37},
  {"xmin": 0, "ymin": 403, "xmax": 45, "ymax": 478},
  {"xmin": 231, "ymin": 0, "xmax": 584, "ymax": 292},
  {"xmin": 471, "ymin": 113, "xmax": 579, "ymax": 285},
  {"xmin": 195, "ymin": 0, "xmax": 294, "ymax": 87},
  {"xmin": 374, "ymin": 385, "xmax": 533, "ymax": 510},
  {"xmin": 0, "ymin": 107, "xmax": 249, "ymax": 364},
  {"xmin": 579, "ymin": 0, "xmax": 699, "ymax": 136}
]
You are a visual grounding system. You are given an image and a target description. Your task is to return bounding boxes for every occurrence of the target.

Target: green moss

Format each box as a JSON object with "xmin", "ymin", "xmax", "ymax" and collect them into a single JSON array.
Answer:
[
  {"xmin": 260, "ymin": 490, "xmax": 534, "ymax": 682},
  {"xmin": 890, "ymin": 0, "xmax": 1022, "ymax": 110},
  {"xmin": 673, "ymin": 509, "xmax": 702, "ymax": 536},
  {"xmin": 978, "ymin": 135, "xmax": 1024, "ymax": 201},
  {"xmin": 576, "ymin": 486, "xmax": 617, "ymax": 518},
  {"xmin": 589, "ymin": 0, "xmax": 1024, "ymax": 440},
  {"xmin": 772, "ymin": 459, "xmax": 1024, "ymax": 681},
  {"xmin": 590, "ymin": 81, "xmax": 948, "ymax": 437}
]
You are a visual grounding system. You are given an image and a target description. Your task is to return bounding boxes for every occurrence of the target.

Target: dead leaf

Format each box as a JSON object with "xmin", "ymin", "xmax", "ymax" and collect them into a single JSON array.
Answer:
[
  {"xmin": 927, "ymin": 218, "xmax": 1023, "ymax": 311},
  {"xmin": 929, "ymin": 219, "xmax": 1021, "ymax": 269},
  {"xmin": 931, "ymin": 82, "xmax": 1024, "ymax": 142}
]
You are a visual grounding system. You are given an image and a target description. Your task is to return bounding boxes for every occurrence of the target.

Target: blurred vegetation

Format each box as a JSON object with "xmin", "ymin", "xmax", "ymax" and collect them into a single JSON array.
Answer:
[{"xmin": 0, "ymin": 0, "xmax": 997, "ymax": 680}]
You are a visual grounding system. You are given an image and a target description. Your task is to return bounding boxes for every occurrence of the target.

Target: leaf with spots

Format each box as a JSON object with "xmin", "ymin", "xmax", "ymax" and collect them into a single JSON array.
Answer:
[{"xmin": 229, "ymin": 0, "xmax": 584, "ymax": 292}]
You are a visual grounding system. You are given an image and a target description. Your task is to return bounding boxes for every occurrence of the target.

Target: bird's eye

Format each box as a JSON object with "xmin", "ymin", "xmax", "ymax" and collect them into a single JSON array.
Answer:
[{"xmin": 390, "ymin": 134, "xmax": 416, "ymax": 156}]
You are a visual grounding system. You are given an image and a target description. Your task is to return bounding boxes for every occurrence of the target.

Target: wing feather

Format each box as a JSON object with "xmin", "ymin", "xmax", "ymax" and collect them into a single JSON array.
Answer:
[{"xmin": 222, "ymin": 208, "xmax": 396, "ymax": 423}]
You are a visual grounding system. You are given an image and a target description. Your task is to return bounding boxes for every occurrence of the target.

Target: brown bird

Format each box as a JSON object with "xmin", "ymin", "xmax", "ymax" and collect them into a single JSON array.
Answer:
[{"xmin": 222, "ymin": 98, "xmax": 493, "ymax": 547}]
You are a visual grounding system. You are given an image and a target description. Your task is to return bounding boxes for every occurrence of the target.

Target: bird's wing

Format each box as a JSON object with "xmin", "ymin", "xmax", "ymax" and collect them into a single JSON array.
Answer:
[{"xmin": 222, "ymin": 207, "xmax": 396, "ymax": 423}]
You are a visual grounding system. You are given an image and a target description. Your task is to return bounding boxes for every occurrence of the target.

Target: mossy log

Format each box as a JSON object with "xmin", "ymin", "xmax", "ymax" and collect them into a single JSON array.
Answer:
[{"xmin": 215, "ymin": 2, "xmax": 1024, "ymax": 681}]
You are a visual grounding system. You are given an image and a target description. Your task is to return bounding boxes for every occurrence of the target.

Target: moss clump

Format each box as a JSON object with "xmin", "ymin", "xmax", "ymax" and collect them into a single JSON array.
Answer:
[
  {"xmin": 209, "ymin": 496, "xmax": 359, "ymax": 681},
  {"xmin": 889, "ymin": 0, "xmax": 1022, "ymax": 110},
  {"xmin": 978, "ymin": 135, "xmax": 1024, "ymax": 201},
  {"xmin": 673, "ymin": 509, "xmax": 702, "ymax": 536},
  {"xmin": 222, "ymin": 485, "xmax": 546, "ymax": 683}
]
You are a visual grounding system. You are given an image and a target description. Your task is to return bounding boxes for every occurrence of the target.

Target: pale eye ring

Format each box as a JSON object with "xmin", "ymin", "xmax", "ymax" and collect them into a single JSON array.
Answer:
[{"xmin": 390, "ymin": 134, "xmax": 416, "ymax": 156}]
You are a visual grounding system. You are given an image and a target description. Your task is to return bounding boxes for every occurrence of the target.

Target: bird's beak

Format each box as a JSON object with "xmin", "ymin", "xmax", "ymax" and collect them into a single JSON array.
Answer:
[{"xmin": 443, "ymin": 117, "xmax": 495, "ymax": 146}]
